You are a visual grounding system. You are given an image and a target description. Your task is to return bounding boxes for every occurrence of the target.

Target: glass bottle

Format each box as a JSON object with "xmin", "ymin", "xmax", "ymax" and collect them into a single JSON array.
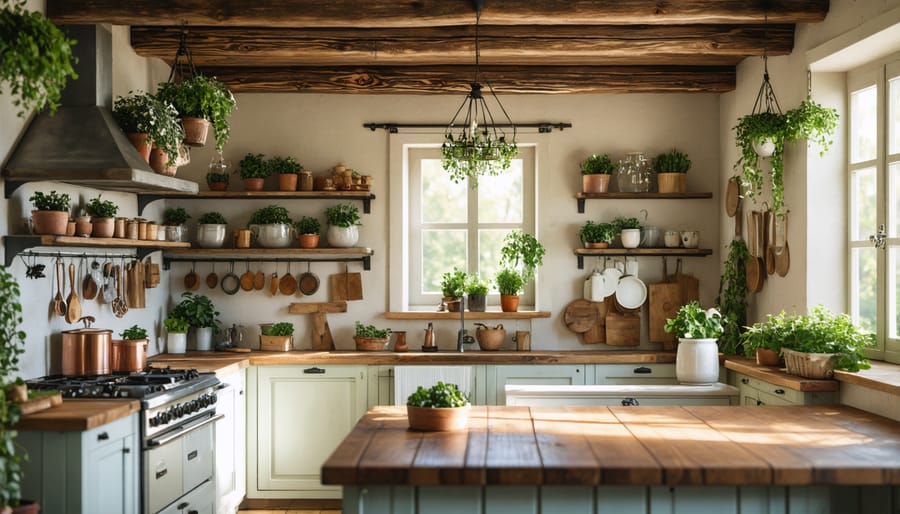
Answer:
[{"xmin": 617, "ymin": 152, "xmax": 651, "ymax": 193}]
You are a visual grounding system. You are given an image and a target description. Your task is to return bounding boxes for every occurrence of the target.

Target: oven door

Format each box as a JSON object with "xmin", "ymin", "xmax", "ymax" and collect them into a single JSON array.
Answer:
[{"xmin": 145, "ymin": 414, "xmax": 223, "ymax": 514}]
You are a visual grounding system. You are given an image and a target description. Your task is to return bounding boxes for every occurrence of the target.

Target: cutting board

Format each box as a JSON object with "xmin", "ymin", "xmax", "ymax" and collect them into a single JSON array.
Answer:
[
  {"xmin": 648, "ymin": 281, "xmax": 680, "ymax": 346},
  {"xmin": 564, "ymin": 299, "xmax": 598, "ymax": 334},
  {"xmin": 331, "ymin": 271, "xmax": 363, "ymax": 301},
  {"xmin": 668, "ymin": 258, "xmax": 699, "ymax": 304},
  {"xmin": 605, "ymin": 311, "xmax": 640, "ymax": 346},
  {"xmin": 580, "ymin": 300, "xmax": 607, "ymax": 344}
]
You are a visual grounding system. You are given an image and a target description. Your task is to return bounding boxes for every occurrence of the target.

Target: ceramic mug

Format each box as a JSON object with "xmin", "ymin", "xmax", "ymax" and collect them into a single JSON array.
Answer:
[
  {"xmin": 681, "ymin": 230, "xmax": 700, "ymax": 248},
  {"xmin": 235, "ymin": 229, "xmax": 252, "ymax": 248},
  {"xmin": 664, "ymin": 230, "xmax": 681, "ymax": 248}
]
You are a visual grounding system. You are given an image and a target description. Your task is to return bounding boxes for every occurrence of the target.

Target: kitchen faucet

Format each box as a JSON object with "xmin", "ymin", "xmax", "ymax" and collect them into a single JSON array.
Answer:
[{"xmin": 457, "ymin": 295, "xmax": 476, "ymax": 352}]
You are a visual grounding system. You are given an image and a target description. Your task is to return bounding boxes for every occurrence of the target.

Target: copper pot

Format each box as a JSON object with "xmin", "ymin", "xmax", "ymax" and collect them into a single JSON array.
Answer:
[
  {"xmin": 61, "ymin": 316, "xmax": 111, "ymax": 376},
  {"xmin": 111, "ymin": 339, "xmax": 148, "ymax": 372}
]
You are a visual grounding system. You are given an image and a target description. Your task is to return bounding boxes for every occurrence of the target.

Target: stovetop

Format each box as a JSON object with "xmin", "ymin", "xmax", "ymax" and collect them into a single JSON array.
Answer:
[{"xmin": 27, "ymin": 366, "xmax": 214, "ymax": 401}]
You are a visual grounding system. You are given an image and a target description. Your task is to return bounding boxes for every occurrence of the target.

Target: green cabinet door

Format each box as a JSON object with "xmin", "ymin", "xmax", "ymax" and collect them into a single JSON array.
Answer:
[{"xmin": 488, "ymin": 365, "xmax": 586, "ymax": 405}]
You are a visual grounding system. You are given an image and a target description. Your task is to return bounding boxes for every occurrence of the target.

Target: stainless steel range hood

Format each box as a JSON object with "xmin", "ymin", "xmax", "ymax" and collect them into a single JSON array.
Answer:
[{"xmin": 3, "ymin": 24, "xmax": 197, "ymax": 194}]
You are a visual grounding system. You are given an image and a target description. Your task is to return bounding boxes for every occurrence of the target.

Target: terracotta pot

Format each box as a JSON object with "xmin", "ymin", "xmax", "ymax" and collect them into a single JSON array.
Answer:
[
  {"xmin": 444, "ymin": 296, "xmax": 461, "ymax": 312},
  {"xmin": 243, "ymin": 178, "xmax": 265, "ymax": 191},
  {"xmin": 208, "ymin": 181, "xmax": 228, "ymax": 191},
  {"xmin": 278, "ymin": 173, "xmax": 299, "ymax": 191},
  {"xmin": 657, "ymin": 172, "xmax": 683, "ymax": 193},
  {"xmin": 74, "ymin": 215, "xmax": 92, "ymax": 236},
  {"xmin": 298, "ymin": 233, "xmax": 319, "ymax": 249},
  {"xmin": 31, "ymin": 210, "xmax": 69, "ymax": 236},
  {"xmin": 9, "ymin": 501, "xmax": 40, "ymax": 514},
  {"xmin": 126, "ymin": 132, "xmax": 151, "ymax": 161},
  {"xmin": 582, "ymin": 174, "xmax": 610, "ymax": 193},
  {"xmin": 407, "ymin": 405, "xmax": 470, "ymax": 431},
  {"xmin": 755, "ymin": 348, "xmax": 782, "ymax": 366},
  {"xmin": 149, "ymin": 147, "xmax": 177, "ymax": 176},
  {"xmin": 584, "ymin": 242, "xmax": 609, "ymax": 249},
  {"xmin": 181, "ymin": 116, "xmax": 210, "ymax": 147},
  {"xmin": 91, "ymin": 217, "xmax": 115, "ymax": 238},
  {"xmin": 500, "ymin": 294, "xmax": 520, "ymax": 312}
]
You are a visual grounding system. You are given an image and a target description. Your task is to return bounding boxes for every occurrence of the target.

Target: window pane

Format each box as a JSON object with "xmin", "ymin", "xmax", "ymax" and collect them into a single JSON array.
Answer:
[
  {"xmin": 891, "ymin": 162, "xmax": 900, "ymax": 237},
  {"xmin": 851, "ymin": 85, "xmax": 877, "ymax": 163},
  {"xmin": 422, "ymin": 159, "xmax": 466, "ymax": 223},
  {"xmin": 851, "ymin": 166, "xmax": 876, "ymax": 240},
  {"xmin": 892, "ymin": 247, "xmax": 900, "ymax": 338},
  {"xmin": 478, "ymin": 229, "xmax": 511, "ymax": 291},
  {"xmin": 851, "ymin": 248, "xmax": 877, "ymax": 332},
  {"xmin": 421, "ymin": 229, "xmax": 466, "ymax": 294},
  {"xmin": 891, "ymin": 77, "xmax": 900, "ymax": 155},
  {"xmin": 478, "ymin": 160, "xmax": 523, "ymax": 223}
]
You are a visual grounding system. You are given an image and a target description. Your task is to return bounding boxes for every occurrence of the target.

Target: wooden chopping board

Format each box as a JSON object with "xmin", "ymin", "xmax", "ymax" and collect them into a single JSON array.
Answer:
[
  {"xmin": 668, "ymin": 258, "xmax": 699, "ymax": 304},
  {"xmin": 331, "ymin": 271, "xmax": 363, "ymax": 301},
  {"xmin": 580, "ymin": 300, "xmax": 607, "ymax": 344},
  {"xmin": 648, "ymin": 281, "xmax": 680, "ymax": 347},
  {"xmin": 605, "ymin": 311, "xmax": 640, "ymax": 346},
  {"xmin": 564, "ymin": 299, "xmax": 598, "ymax": 334}
]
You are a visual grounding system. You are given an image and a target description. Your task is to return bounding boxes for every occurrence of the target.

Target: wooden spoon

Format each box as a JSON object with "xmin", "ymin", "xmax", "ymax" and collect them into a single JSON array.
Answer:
[
  {"xmin": 82, "ymin": 260, "xmax": 99, "ymax": 300},
  {"xmin": 54, "ymin": 259, "xmax": 66, "ymax": 316},
  {"xmin": 765, "ymin": 210, "xmax": 776, "ymax": 275},
  {"xmin": 269, "ymin": 266, "xmax": 280, "ymax": 296},
  {"xmin": 65, "ymin": 262, "xmax": 81, "ymax": 323},
  {"xmin": 775, "ymin": 212, "xmax": 790, "ymax": 277}
]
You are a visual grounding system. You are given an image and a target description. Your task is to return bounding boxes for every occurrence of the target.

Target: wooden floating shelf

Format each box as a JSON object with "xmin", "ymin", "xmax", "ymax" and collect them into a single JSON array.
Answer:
[
  {"xmin": 139, "ymin": 190, "xmax": 376, "ymax": 214},
  {"xmin": 3, "ymin": 235, "xmax": 190, "ymax": 266},
  {"xmin": 574, "ymin": 247, "xmax": 713, "ymax": 269},
  {"xmin": 575, "ymin": 191, "xmax": 713, "ymax": 213},
  {"xmin": 384, "ymin": 311, "xmax": 551, "ymax": 320}
]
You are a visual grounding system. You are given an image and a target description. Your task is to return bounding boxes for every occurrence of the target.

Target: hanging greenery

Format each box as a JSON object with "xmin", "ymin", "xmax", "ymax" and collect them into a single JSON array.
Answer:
[
  {"xmin": 0, "ymin": 0, "xmax": 78, "ymax": 117},
  {"xmin": 441, "ymin": 130, "xmax": 517, "ymax": 186},
  {"xmin": 715, "ymin": 239, "xmax": 750, "ymax": 355}
]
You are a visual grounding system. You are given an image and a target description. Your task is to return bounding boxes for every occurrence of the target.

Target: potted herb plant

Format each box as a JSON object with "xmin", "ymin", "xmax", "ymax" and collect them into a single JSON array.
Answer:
[
  {"xmin": 155, "ymin": 75, "xmax": 236, "ymax": 151},
  {"xmin": 465, "ymin": 274, "xmax": 489, "ymax": 312},
  {"xmin": 248, "ymin": 205, "xmax": 293, "ymax": 248},
  {"xmin": 114, "ymin": 325, "xmax": 149, "ymax": 373},
  {"xmin": 613, "ymin": 216, "xmax": 643, "ymax": 249},
  {"xmin": 163, "ymin": 316, "xmax": 189, "ymax": 354},
  {"xmin": 238, "ymin": 153, "xmax": 269, "ymax": 191},
  {"xmin": 294, "ymin": 216, "xmax": 320, "ymax": 249},
  {"xmin": 580, "ymin": 153, "xmax": 615, "ymax": 193},
  {"xmin": 579, "ymin": 220, "xmax": 615, "ymax": 249},
  {"xmin": 496, "ymin": 230, "xmax": 544, "ymax": 312},
  {"xmin": 495, "ymin": 268, "xmax": 525, "ymax": 312},
  {"xmin": 325, "ymin": 204, "xmax": 361, "ymax": 248},
  {"xmin": 269, "ymin": 156, "xmax": 304, "ymax": 191},
  {"xmin": 664, "ymin": 301, "xmax": 725, "ymax": 384},
  {"xmin": 206, "ymin": 171, "xmax": 229, "ymax": 192},
  {"xmin": 85, "ymin": 195, "xmax": 118, "ymax": 238},
  {"xmin": 653, "ymin": 148, "xmax": 691, "ymax": 193},
  {"xmin": 172, "ymin": 292, "xmax": 219, "ymax": 351},
  {"xmin": 353, "ymin": 321, "xmax": 391, "ymax": 351},
  {"xmin": 439, "ymin": 268, "xmax": 467, "ymax": 312},
  {"xmin": 406, "ymin": 381, "xmax": 470, "ymax": 431},
  {"xmin": 28, "ymin": 190, "xmax": 70, "ymax": 236},
  {"xmin": 0, "ymin": 0, "xmax": 76, "ymax": 118},
  {"xmin": 163, "ymin": 207, "xmax": 190, "ymax": 242},
  {"xmin": 112, "ymin": 91, "xmax": 184, "ymax": 174},
  {"xmin": 196, "ymin": 211, "xmax": 227, "ymax": 248},
  {"xmin": 260, "ymin": 322, "xmax": 294, "ymax": 351}
]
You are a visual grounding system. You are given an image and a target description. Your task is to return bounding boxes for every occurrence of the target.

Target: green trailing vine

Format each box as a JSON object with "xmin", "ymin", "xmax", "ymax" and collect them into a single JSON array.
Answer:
[
  {"xmin": 441, "ymin": 131, "xmax": 517, "ymax": 187},
  {"xmin": 715, "ymin": 239, "xmax": 750, "ymax": 355}
]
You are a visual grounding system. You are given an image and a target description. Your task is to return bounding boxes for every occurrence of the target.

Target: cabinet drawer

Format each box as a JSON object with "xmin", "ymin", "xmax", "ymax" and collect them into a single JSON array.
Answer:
[
  {"xmin": 737, "ymin": 375, "xmax": 803, "ymax": 404},
  {"xmin": 83, "ymin": 414, "xmax": 136, "ymax": 453},
  {"xmin": 594, "ymin": 364, "xmax": 676, "ymax": 384},
  {"xmin": 183, "ymin": 421, "xmax": 214, "ymax": 493}
]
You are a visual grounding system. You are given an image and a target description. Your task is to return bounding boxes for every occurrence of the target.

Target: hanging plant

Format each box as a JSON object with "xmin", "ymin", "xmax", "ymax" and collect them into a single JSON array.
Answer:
[
  {"xmin": 785, "ymin": 96, "xmax": 839, "ymax": 155},
  {"xmin": 156, "ymin": 75, "xmax": 236, "ymax": 152},
  {"xmin": 733, "ymin": 111, "xmax": 788, "ymax": 211},
  {"xmin": 715, "ymin": 239, "xmax": 750, "ymax": 355},
  {"xmin": 0, "ymin": 0, "xmax": 77, "ymax": 117},
  {"xmin": 441, "ymin": 131, "xmax": 517, "ymax": 186}
]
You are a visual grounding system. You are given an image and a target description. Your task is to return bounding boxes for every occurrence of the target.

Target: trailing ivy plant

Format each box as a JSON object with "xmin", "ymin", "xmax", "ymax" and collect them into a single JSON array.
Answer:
[
  {"xmin": 715, "ymin": 239, "xmax": 750, "ymax": 355},
  {"xmin": 0, "ymin": 265, "xmax": 27, "ymax": 508},
  {"xmin": 441, "ymin": 131, "xmax": 517, "ymax": 187},
  {"xmin": 112, "ymin": 92, "xmax": 184, "ymax": 168},
  {"xmin": 0, "ymin": 0, "xmax": 77, "ymax": 117},
  {"xmin": 156, "ymin": 75, "xmax": 236, "ymax": 152}
]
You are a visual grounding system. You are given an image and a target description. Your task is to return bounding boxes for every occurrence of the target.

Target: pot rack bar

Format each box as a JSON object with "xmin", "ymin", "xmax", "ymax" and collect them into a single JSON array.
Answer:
[
  {"xmin": 17, "ymin": 250, "xmax": 137, "ymax": 260},
  {"xmin": 162, "ymin": 255, "xmax": 371, "ymax": 271},
  {"xmin": 2, "ymin": 235, "xmax": 188, "ymax": 267},
  {"xmin": 363, "ymin": 122, "xmax": 572, "ymax": 133}
]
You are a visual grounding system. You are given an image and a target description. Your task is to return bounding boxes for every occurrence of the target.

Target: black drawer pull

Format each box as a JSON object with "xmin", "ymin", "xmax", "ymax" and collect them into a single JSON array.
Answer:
[
  {"xmin": 621, "ymin": 397, "xmax": 640, "ymax": 406},
  {"xmin": 123, "ymin": 447, "xmax": 131, "ymax": 454},
  {"xmin": 156, "ymin": 468, "xmax": 168, "ymax": 480},
  {"xmin": 633, "ymin": 366, "xmax": 652, "ymax": 374},
  {"xmin": 97, "ymin": 432, "xmax": 109, "ymax": 441},
  {"xmin": 304, "ymin": 367, "xmax": 326, "ymax": 374},
  {"xmin": 774, "ymin": 389, "xmax": 785, "ymax": 395},
  {"xmin": 187, "ymin": 450, "xmax": 198, "ymax": 461},
  {"xmin": 177, "ymin": 502, "xmax": 189, "ymax": 510},
  {"xmin": 756, "ymin": 400, "xmax": 763, "ymax": 406},
  {"xmin": 741, "ymin": 378, "xmax": 750, "ymax": 384},
  {"xmin": 188, "ymin": 511, "xmax": 198, "ymax": 514}
]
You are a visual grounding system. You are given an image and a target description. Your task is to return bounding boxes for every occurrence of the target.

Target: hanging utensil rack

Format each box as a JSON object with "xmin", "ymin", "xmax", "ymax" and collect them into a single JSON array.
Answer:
[{"xmin": 162, "ymin": 254, "xmax": 372, "ymax": 271}]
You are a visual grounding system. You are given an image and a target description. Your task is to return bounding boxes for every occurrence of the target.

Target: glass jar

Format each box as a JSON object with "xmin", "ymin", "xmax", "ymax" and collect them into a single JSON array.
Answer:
[
  {"xmin": 617, "ymin": 152, "xmax": 651, "ymax": 193},
  {"xmin": 299, "ymin": 170, "xmax": 314, "ymax": 191}
]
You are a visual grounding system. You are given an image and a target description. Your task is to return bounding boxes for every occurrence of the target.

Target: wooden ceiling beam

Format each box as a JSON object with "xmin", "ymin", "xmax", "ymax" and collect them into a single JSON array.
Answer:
[
  {"xmin": 48, "ymin": 0, "xmax": 828, "ymax": 27},
  {"xmin": 131, "ymin": 24, "xmax": 793, "ymax": 67},
  {"xmin": 207, "ymin": 65, "xmax": 735, "ymax": 94}
]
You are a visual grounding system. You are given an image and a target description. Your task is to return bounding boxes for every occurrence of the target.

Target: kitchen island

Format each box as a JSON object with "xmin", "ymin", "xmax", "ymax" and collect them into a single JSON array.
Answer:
[{"xmin": 322, "ymin": 405, "xmax": 900, "ymax": 514}]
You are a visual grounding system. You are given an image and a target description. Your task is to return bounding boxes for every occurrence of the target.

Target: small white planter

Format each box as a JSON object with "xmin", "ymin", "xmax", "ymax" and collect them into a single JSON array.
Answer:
[
  {"xmin": 620, "ymin": 228, "xmax": 642, "ymax": 249},
  {"xmin": 192, "ymin": 327, "xmax": 214, "ymax": 351},
  {"xmin": 676, "ymin": 338, "xmax": 719, "ymax": 384},
  {"xmin": 327, "ymin": 225, "xmax": 359, "ymax": 247},
  {"xmin": 196, "ymin": 224, "xmax": 227, "ymax": 248},
  {"xmin": 753, "ymin": 137, "xmax": 776, "ymax": 157},
  {"xmin": 167, "ymin": 332, "xmax": 187, "ymax": 354},
  {"xmin": 250, "ymin": 223, "xmax": 294, "ymax": 248}
]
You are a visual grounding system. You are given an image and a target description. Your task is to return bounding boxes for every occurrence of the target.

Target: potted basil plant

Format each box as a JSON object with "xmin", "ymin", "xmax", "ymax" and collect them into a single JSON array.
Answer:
[
  {"xmin": 85, "ymin": 195, "xmax": 118, "ymax": 238},
  {"xmin": 465, "ymin": 274, "xmax": 489, "ymax": 312},
  {"xmin": 172, "ymin": 292, "xmax": 219, "ymax": 351},
  {"xmin": 269, "ymin": 156, "xmax": 304, "ymax": 191},
  {"xmin": 664, "ymin": 301, "xmax": 725, "ymax": 385},
  {"xmin": 196, "ymin": 212, "xmax": 227, "ymax": 248},
  {"xmin": 155, "ymin": 75, "xmax": 236, "ymax": 151},
  {"xmin": 653, "ymin": 148, "xmax": 691, "ymax": 193},
  {"xmin": 28, "ymin": 190, "xmax": 70, "ymax": 236},
  {"xmin": 163, "ymin": 207, "xmax": 190, "ymax": 242},
  {"xmin": 248, "ymin": 205, "xmax": 293, "ymax": 248},
  {"xmin": 406, "ymin": 382, "xmax": 470, "ymax": 431},
  {"xmin": 439, "ymin": 268, "xmax": 467, "ymax": 313},
  {"xmin": 324, "ymin": 204, "xmax": 361, "ymax": 248},
  {"xmin": 294, "ymin": 216, "xmax": 320, "ymax": 249},
  {"xmin": 238, "ymin": 153, "xmax": 269, "ymax": 191},
  {"xmin": 580, "ymin": 153, "xmax": 615, "ymax": 193}
]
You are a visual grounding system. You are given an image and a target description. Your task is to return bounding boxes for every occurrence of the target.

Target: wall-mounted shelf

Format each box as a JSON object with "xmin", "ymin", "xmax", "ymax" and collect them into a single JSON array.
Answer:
[
  {"xmin": 575, "ymin": 191, "xmax": 713, "ymax": 213},
  {"xmin": 137, "ymin": 190, "xmax": 376, "ymax": 215},
  {"xmin": 3, "ymin": 235, "xmax": 190, "ymax": 266},
  {"xmin": 162, "ymin": 247, "xmax": 374, "ymax": 270},
  {"xmin": 574, "ymin": 247, "xmax": 713, "ymax": 269},
  {"xmin": 384, "ymin": 311, "xmax": 550, "ymax": 320},
  {"xmin": 3, "ymin": 171, "xmax": 199, "ymax": 199}
]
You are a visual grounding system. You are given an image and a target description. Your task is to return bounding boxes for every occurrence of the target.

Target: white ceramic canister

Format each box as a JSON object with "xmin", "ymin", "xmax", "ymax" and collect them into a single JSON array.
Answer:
[
  {"xmin": 675, "ymin": 338, "xmax": 719, "ymax": 384},
  {"xmin": 620, "ymin": 228, "xmax": 642, "ymax": 249},
  {"xmin": 196, "ymin": 224, "xmax": 227, "ymax": 248},
  {"xmin": 250, "ymin": 223, "xmax": 294, "ymax": 248}
]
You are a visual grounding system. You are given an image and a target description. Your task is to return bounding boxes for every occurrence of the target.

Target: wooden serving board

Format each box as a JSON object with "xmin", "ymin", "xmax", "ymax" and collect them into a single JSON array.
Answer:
[
  {"xmin": 580, "ymin": 300, "xmax": 607, "ymax": 344},
  {"xmin": 605, "ymin": 311, "xmax": 640, "ymax": 346},
  {"xmin": 564, "ymin": 299, "xmax": 598, "ymax": 334},
  {"xmin": 17, "ymin": 392, "xmax": 63, "ymax": 415}
]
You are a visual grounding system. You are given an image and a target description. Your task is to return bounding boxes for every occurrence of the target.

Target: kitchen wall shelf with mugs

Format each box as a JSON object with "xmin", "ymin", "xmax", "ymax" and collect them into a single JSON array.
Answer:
[
  {"xmin": 136, "ymin": 190, "xmax": 376, "ymax": 215},
  {"xmin": 2, "ymin": 234, "xmax": 190, "ymax": 267},
  {"xmin": 574, "ymin": 247, "xmax": 712, "ymax": 269},
  {"xmin": 574, "ymin": 192, "xmax": 713, "ymax": 213},
  {"xmin": 162, "ymin": 247, "xmax": 374, "ymax": 270}
]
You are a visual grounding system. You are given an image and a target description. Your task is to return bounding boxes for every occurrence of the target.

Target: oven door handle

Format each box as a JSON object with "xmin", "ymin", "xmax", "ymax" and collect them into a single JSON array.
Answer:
[{"xmin": 147, "ymin": 413, "xmax": 224, "ymax": 448}]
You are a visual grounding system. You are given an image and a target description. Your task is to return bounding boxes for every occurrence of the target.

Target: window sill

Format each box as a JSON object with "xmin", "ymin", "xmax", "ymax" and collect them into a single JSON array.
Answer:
[
  {"xmin": 384, "ymin": 311, "xmax": 551, "ymax": 320},
  {"xmin": 834, "ymin": 361, "xmax": 900, "ymax": 396}
]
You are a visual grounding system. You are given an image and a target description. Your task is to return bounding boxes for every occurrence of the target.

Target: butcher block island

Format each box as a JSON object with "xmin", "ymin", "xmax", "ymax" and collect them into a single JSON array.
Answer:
[{"xmin": 323, "ymin": 405, "xmax": 900, "ymax": 514}]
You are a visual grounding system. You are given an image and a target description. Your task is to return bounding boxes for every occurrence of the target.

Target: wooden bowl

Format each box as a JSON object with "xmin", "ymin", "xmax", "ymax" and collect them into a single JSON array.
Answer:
[
  {"xmin": 354, "ymin": 336, "xmax": 388, "ymax": 351},
  {"xmin": 407, "ymin": 405, "xmax": 470, "ymax": 431}
]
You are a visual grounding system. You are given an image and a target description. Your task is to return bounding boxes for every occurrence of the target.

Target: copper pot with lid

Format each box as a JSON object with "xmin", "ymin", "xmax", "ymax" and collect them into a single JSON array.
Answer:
[{"xmin": 62, "ymin": 316, "xmax": 111, "ymax": 376}]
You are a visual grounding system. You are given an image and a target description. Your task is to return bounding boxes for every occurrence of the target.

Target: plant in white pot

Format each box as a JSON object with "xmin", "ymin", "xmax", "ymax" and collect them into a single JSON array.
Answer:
[
  {"xmin": 172, "ymin": 292, "xmax": 219, "ymax": 352},
  {"xmin": 163, "ymin": 316, "xmax": 189, "ymax": 354},
  {"xmin": 163, "ymin": 207, "xmax": 190, "ymax": 242},
  {"xmin": 248, "ymin": 205, "xmax": 294, "ymax": 248},
  {"xmin": 325, "ymin": 204, "xmax": 361, "ymax": 248},
  {"xmin": 196, "ymin": 211, "xmax": 227, "ymax": 248},
  {"xmin": 664, "ymin": 301, "xmax": 725, "ymax": 385},
  {"xmin": 613, "ymin": 216, "xmax": 642, "ymax": 249},
  {"xmin": 28, "ymin": 191, "xmax": 70, "ymax": 236}
]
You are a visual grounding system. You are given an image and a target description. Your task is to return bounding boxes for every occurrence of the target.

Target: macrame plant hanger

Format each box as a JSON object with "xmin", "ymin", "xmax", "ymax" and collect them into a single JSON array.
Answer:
[
  {"xmin": 167, "ymin": 26, "xmax": 198, "ymax": 84},
  {"xmin": 751, "ymin": 12, "xmax": 782, "ymax": 116}
]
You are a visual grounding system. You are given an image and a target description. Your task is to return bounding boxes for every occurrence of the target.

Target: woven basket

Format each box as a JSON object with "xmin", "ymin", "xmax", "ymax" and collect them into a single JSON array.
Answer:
[
  {"xmin": 782, "ymin": 349, "xmax": 835, "ymax": 379},
  {"xmin": 354, "ymin": 336, "xmax": 388, "ymax": 351}
]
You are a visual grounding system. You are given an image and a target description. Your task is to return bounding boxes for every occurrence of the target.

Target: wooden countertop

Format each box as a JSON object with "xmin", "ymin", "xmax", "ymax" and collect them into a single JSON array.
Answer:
[
  {"xmin": 322, "ymin": 405, "xmax": 900, "ymax": 487},
  {"xmin": 724, "ymin": 357, "xmax": 839, "ymax": 392},
  {"xmin": 835, "ymin": 361, "xmax": 900, "ymax": 396},
  {"xmin": 15, "ymin": 399, "xmax": 140, "ymax": 432},
  {"xmin": 148, "ymin": 354, "xmax": 250, "ymax": 377},
  {"xmin": 150, "ymin": 350, "xmax": 675, "ymax": 367}
]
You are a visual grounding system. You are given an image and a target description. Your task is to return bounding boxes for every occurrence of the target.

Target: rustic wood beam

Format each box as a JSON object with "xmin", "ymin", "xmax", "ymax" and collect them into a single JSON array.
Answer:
[
  {"xmin": 206, "ymin": 65, "xmax": 735, "ymax": 94},
  {"xmin": 49, "ymin": 0, "xmax": 828, "ymax": 27},
  {"xmin": 131, "ymin": 24, "xmax": 793, "ymax": 67}
]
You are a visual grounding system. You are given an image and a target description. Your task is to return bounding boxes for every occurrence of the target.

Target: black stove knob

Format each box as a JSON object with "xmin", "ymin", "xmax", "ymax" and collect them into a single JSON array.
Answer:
[
  {"xmin": 160, "ymin": 411, "xmax": 170, "ymax": 424},
  {"xmin": 209, "ymin": 392, "xmax": 217, "ymax": 405},
  {"xmin": 189, "ymin": 400, "xmax": 199, "ymax": 413}
]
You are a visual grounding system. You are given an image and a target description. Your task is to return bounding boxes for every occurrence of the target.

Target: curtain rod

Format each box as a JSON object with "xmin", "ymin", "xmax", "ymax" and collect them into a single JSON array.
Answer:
[{"xmin": 363, "ymin": 122, "xmax": 572, "ymax": 133}]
